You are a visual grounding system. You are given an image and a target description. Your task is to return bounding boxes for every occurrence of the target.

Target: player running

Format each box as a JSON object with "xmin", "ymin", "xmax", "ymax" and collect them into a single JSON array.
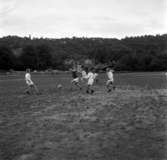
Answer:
[
  {"xmin": 86, "ymin": 68, "xmax": 96, "ymax": 94},
  {"xmin": 24, "ymin": 69, "xmax": 39, "ymax": 94},
  {"xmin": 106, "ymin": 67, "xmax": 115, "ymax": 92},
  {"xmin": 80, "ymin": 66, "xmax": 88, "ymax": 82},
  {"xmin": 94, "ymin": 69, "xmax": 99, "ymax": 83},
  {"xmin": 70, "ymin": 66, "xmax": 82, "ymax": 90}
]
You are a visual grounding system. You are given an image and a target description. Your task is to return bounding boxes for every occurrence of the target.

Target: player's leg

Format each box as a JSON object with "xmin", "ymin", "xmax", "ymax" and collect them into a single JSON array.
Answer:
[
  {"xmin": 112, "ymin": 82, "xmax": 116, "ymax": 90},
  {"xmin": 33, "ymin": 84, "xmax": 40, "ymax": 94},
  {"xmin": 95, "ymin": 78, "xmax": 99, "ymax": 84},
  {"xmin": 74, "ymin": 78, "xmax": 82, "ymax": 90},
  {"xmin": 87, "ymin": 80, "xmax": 94, "ymax": 94},
  {"xmin": 106, "ymin": 80, "xmax": 109, "ymax": 91},
  {"xmin": 24, "ymin": 85, "xmax": 32, "ymax": 94},
  {"xmin": 90, "ymin": 85, "xmax": 94, "ymax": 94},
  {"xmin": 76, "ymin": 82, "xmax": 82, "ymax": 90},
  {"xmin": 86, "ymin": 79, "xmax": 91, "ymax": 93},
  {"xmin": 70, "ymin": 80, "xmax": 74, "ymax": 90},
  {"xmin": 24, "ymin": 86, "xmax": 30, "ymax": 94},
  {"xmin": 71, "ymin": 79, "xmax": 80, "ymax": 90},
  {"xmin": 86, "ymin": 84, "xmax": 90, "ymax": 93},
  {"xmin": 106, "ymin": 80, "xmax": 112, "ymax": 92},
  {"xmin": 73, "ymin": 81, "xmax": 82, "ymax": 90}
]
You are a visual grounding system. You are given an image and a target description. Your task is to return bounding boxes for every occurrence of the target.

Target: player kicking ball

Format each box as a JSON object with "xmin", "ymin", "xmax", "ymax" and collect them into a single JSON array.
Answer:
[
  {"xmin": 106, "ymin": 67, "xmax": 115, "ymax": 92},
  {"xmin": 86, "ymin": 68, "xmax": 95, "ymax": 94},
  {"xmin": 24, "ymin": 69, "xmax": 40, "ymax": 95},
  {"xmin": 70, "ymin": 67, "xmax": 82, "ymax": 90}
]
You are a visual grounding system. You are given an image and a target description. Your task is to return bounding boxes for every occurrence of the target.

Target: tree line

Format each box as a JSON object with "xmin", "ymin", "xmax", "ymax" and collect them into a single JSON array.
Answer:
[{"xmin": 0, "ymin": 34, "xmax": 167, "ymax": 71}]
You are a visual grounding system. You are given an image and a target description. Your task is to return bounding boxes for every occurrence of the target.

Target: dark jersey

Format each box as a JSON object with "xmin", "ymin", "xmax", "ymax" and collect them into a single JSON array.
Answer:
[{"xmin": 72, "ymin": 70, "xmax": 78, "ymax": 78}]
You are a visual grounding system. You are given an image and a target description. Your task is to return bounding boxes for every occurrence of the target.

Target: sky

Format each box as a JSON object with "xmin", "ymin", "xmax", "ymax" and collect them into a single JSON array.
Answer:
[{"xmin": 0, "ymin": 0, "xmax": 166, "ymax": 38}]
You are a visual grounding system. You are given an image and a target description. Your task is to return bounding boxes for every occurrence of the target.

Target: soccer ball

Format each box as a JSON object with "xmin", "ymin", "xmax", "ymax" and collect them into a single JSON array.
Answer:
[{"xmin": 57, "ymin": 84, "xmax": 63, "ymax": 89}]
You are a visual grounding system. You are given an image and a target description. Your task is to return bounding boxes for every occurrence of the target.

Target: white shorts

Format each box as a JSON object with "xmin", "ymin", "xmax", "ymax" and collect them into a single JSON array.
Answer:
[
  {"xmin": 88, "ymin": 79, "xmax": 94, "ymax": 86},
  {"xmin": 26, "ymin": 80, "xmax": 34, "ymax": 86},
  {"xmin": 71, "ymin": 77, "xmax": 79, "ymax": 83},
  {"xmin": 106, "ymin": 79, "xmax": 113, "ymax": 85}
]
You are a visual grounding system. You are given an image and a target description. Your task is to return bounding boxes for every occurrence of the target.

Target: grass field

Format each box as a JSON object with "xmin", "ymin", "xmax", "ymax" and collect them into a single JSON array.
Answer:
[{"xmin": 0, "ymin": 72, "xmax": 167, "ymax": 160}]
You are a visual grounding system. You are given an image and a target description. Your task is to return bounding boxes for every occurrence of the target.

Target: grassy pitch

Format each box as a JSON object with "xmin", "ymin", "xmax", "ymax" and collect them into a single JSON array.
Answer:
[{"xmin": 0, "ymin": 73, "xmax": 166, "ymax": 160}]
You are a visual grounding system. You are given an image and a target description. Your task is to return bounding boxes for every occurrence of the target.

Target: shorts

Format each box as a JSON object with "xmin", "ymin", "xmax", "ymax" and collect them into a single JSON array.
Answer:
[
  {"xmin": 71, "ymin": 77, "xmax": 79, "ymax": 83},
  {"xmin": 26, "ymin": 81, "xmax": 34, "ymax": 86},
  {"xmin": 88, "ymin": 79, "xmax": 94, "ymax": 86},
  {"xmin": 106, "ymin": 79, "xmax": 113, "ymax": 85}
]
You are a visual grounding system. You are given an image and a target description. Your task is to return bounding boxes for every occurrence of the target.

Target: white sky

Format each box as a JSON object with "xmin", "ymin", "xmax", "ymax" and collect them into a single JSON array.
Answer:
[{"xmin": 0, "ymin": 0, "xmax": 166, "ymax": 38}]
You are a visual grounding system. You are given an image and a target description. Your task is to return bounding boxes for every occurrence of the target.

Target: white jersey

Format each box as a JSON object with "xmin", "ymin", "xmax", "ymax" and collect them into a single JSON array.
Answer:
[
  {"xmin": 94, "ymin": 73, "xmax": 98, "ymax": 79},
  {"xmin": 87, "ymin": 72, "xmax": 95, "ymax": 80},
  {"xmin": 87, "ymin": 72, "xmax": 95, "ymax": 85},
  {"xmin": 81, "ymin": 70, "xmax": 87, "ymax": 79},
  {"xmin": 25, "ymin": 73, "xmax": 34, "ymax": 85},
  {"xmin": 107, "ymin": 71, "xmax": 114, "ymax": 82}
]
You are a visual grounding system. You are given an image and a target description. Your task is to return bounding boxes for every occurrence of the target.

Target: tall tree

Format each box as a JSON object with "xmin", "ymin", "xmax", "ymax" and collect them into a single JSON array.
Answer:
[
  {"xmin": 20, "ymin": 45, "xmax": 37, "ymax": 69},
  {"xmin": 0, "ymin": 46, "xmax": 14, "ymax": 70}
]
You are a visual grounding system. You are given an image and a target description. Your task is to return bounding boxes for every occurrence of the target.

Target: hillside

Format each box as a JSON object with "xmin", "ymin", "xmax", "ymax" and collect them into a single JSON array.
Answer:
[{"xmin": 0, "ymin": 34, "xmax": 167, "ymax": 71}]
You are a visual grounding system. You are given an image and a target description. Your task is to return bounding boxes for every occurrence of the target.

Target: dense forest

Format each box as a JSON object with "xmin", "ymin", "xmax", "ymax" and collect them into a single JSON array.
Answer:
[{"xmin": 0, "ymin": 34, "xmax": 167, "ymax": 71}]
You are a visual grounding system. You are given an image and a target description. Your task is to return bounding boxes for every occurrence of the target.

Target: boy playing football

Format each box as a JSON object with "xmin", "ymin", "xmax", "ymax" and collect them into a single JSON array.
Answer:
[
  {"xmin": 25, "ymin": 69, "xmax": 39, "ymax": 94},
  {"xmin": 81, "ymin": 65, "xmax": 87, "ymax": 82},
  {"xmin": 106, "ymin": 67, "xmax": 115, "ymax": 92},
  {"xmin": 86, "ymin": 68, "xmax": 96, "ymax": 94},
  {"xmin": 70, "ymin": 66, "xmax": 82, "ymax": 90}
]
